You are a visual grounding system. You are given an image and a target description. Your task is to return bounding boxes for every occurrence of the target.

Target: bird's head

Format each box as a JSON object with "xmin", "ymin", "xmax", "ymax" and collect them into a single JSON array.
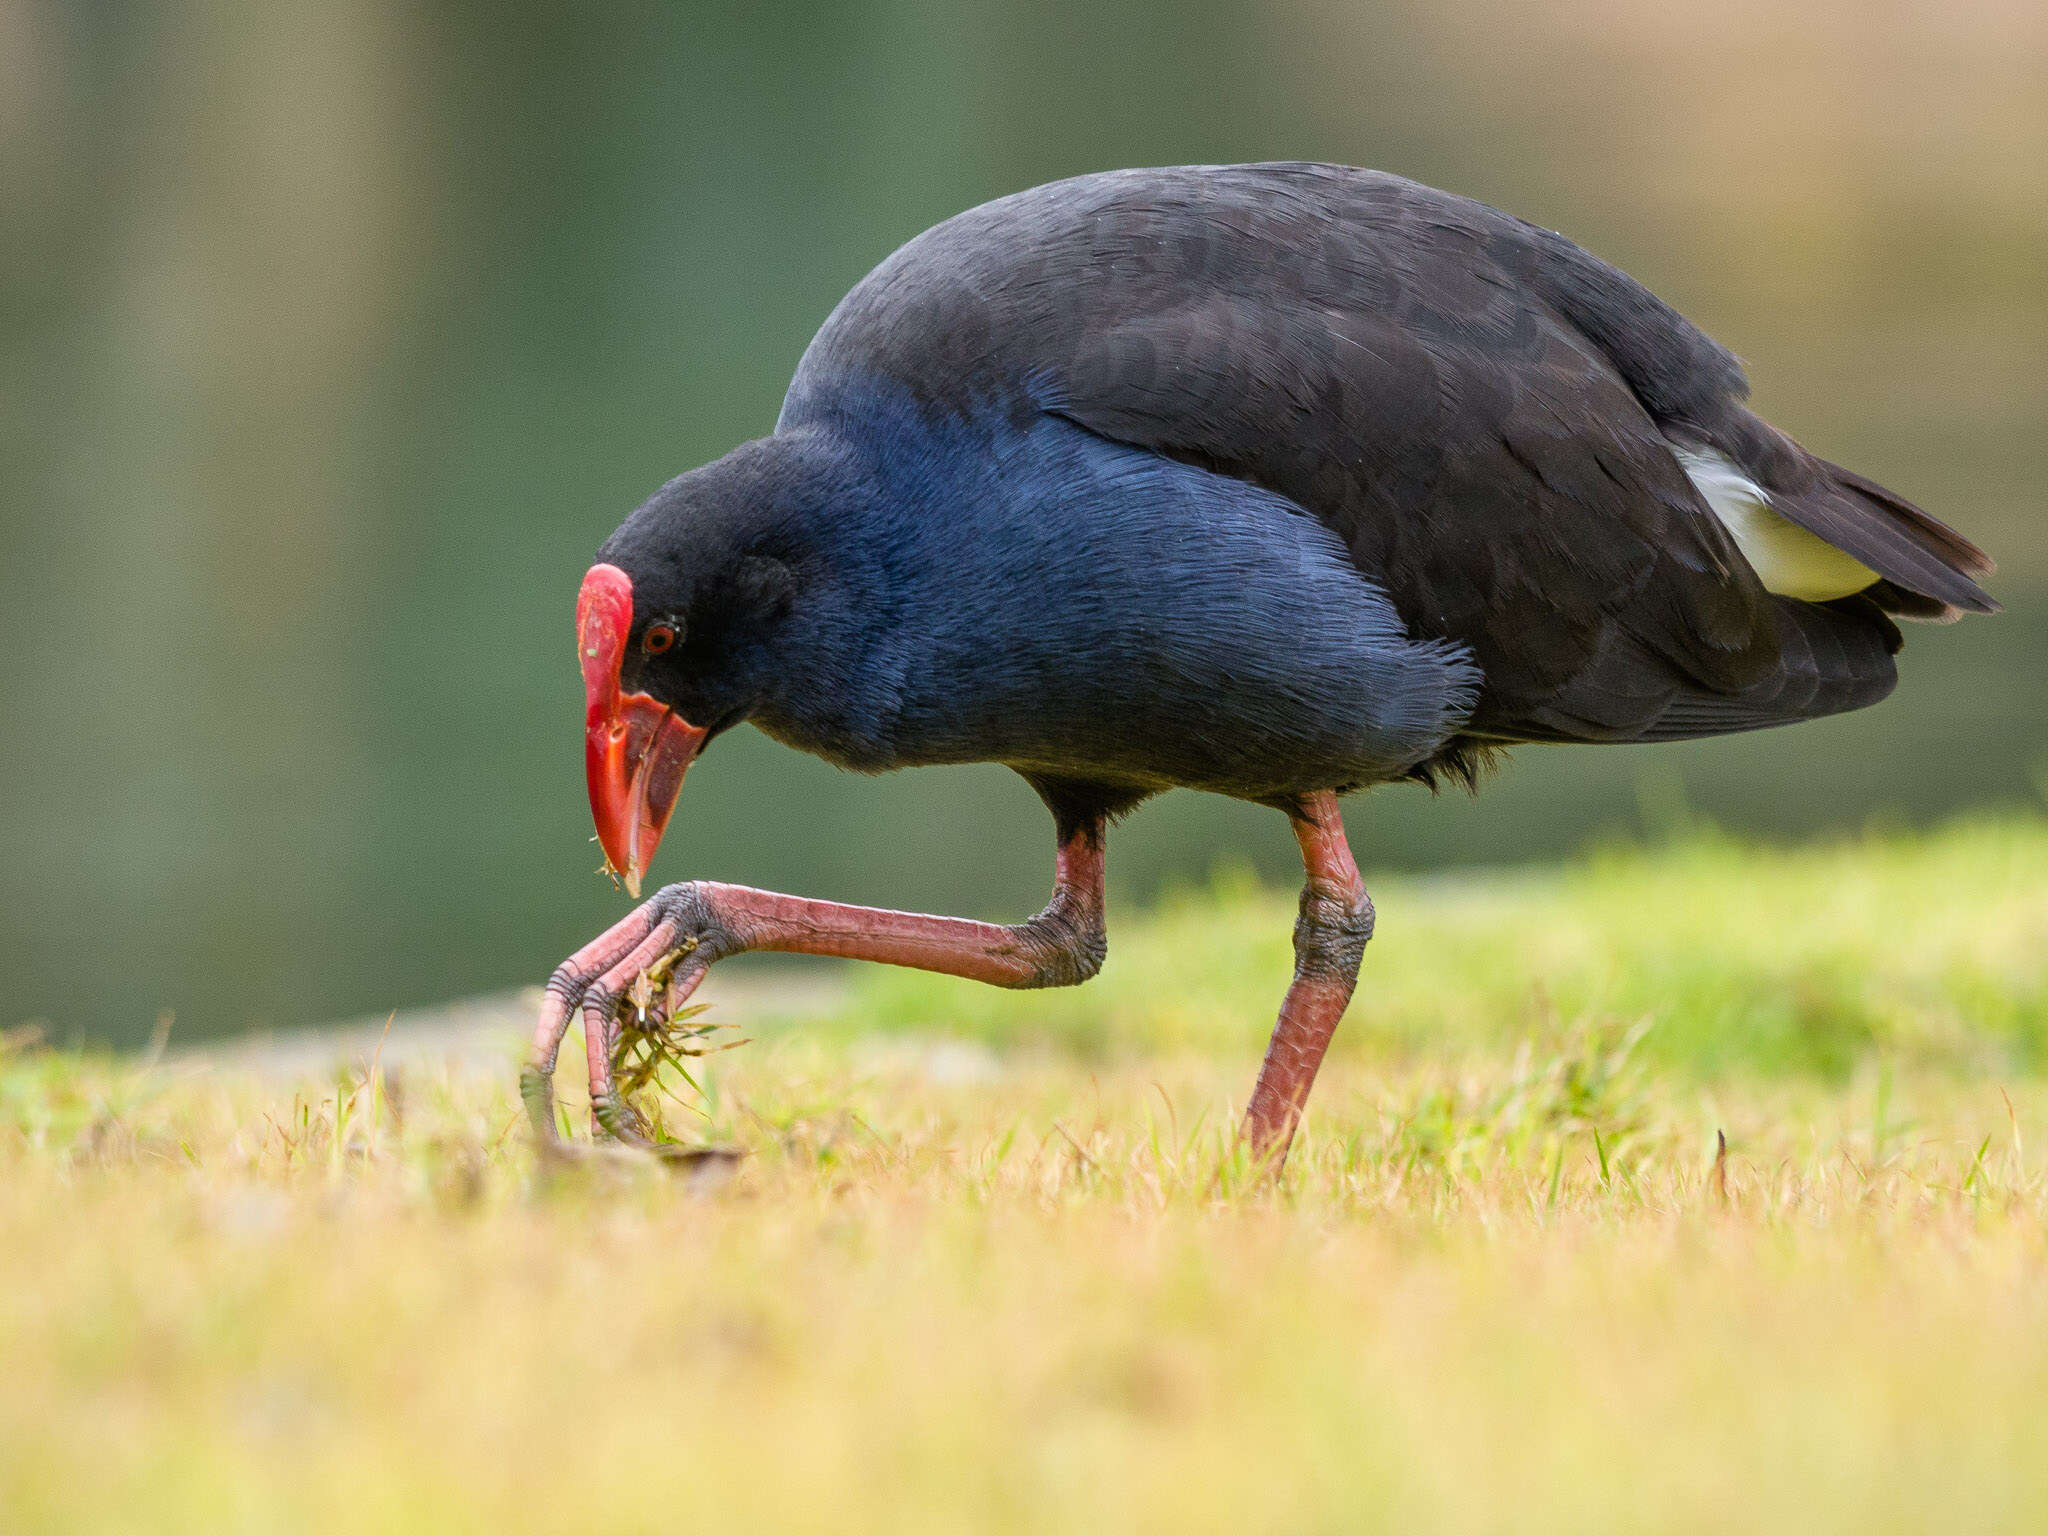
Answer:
[{"xmin": 576, "ymin": 445, "xmax": 813, "ymax": 895}]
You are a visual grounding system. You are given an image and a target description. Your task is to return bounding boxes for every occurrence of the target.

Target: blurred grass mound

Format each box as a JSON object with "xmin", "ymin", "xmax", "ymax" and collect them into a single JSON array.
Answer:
[
  {"xmin": 843, "ymin": 810, "xmax": 2048, "ymax": 1079},
  {"xmin": 5, "ymin": 813, "xmax": 2048, "ymax": 1534}
]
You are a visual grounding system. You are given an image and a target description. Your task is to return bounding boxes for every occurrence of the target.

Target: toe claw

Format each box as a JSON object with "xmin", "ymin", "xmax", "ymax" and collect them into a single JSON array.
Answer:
[
  {"xmin": 591, "ymin": 1084, "xmax": 654, "ymax": 1146},
  {"xmin": 519, "ymin": 1062, "xmax": 561, "ymax": 1146}
]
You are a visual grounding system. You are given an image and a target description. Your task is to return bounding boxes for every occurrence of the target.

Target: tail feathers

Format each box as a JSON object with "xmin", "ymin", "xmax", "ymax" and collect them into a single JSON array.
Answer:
[
  {"xmin": 1626, "ymin": 595, "xmax": 1899, "ymax": 743},
  {"xmin": 1826, "ymin": 460, "xmax": 1994, "ymax": 578},
  {"xmin": 1766, "ymin": 454, "xmax": 1998, "ymax": 619},
  {"xmin": 1859, "ymin": 579, "xmax": 1960, "ymax": 624}
]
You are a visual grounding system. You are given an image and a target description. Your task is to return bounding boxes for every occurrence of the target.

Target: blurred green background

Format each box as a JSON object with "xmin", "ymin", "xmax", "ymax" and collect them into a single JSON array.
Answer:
[{"xmin": 3, "ymin": 1, "xmax": 2043, "ymax": 1046}]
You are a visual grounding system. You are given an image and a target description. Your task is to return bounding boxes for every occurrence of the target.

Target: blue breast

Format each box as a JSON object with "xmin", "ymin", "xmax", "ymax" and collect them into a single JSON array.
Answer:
[{"xmin": 766, "ymin": 380, "xmax": 1481, "ymax": 798}]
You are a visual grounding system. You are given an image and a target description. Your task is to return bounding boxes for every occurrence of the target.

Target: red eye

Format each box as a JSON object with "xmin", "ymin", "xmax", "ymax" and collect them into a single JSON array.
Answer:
[{"xmin": 642, "ymin": 623, "xmax": 675, "ymax": 655}]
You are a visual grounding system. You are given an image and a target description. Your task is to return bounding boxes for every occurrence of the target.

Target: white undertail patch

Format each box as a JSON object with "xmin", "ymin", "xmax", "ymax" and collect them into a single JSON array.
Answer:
[{"xmin": 1671, "ymin": 444, "xmax": 1880, "ymax": 602}]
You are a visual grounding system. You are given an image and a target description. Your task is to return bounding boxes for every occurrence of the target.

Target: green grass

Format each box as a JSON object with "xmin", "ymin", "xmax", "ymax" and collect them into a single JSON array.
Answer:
[
  {"xmin": 844, "ymin": 812, "xmax": 2048, "ymax": 1077},
  {"xmin": 5, "ymin": 813, "xmax": 2048, "ymax": 1534}
]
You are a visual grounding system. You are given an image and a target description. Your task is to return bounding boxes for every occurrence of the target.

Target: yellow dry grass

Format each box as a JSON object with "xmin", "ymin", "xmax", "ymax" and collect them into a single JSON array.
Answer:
[{"xmin": 5, "ymin": 814, "xmax": 2048, "ymax": 1534}]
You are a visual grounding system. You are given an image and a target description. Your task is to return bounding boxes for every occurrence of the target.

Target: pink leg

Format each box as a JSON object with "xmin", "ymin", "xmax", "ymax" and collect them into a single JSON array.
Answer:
[
  {"xmin": 528, "ymin": 820, "xmax": 1108, "ymax": 1150},
  {"xmin": 1240, "ymin": 792, "xmax": 1374, "ymax": 1165}
]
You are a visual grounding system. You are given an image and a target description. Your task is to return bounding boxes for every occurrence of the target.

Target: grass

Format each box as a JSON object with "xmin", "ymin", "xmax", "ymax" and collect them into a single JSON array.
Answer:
[{"xmin": 5, "ymin": 812, "xmax": 2048, "ymax": 1534}]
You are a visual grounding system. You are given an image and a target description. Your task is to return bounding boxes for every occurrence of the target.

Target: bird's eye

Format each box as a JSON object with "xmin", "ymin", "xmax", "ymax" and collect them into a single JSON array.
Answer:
[{"xmin": 642, "ymin": 623, "xmax": 676, "ymax": 655}]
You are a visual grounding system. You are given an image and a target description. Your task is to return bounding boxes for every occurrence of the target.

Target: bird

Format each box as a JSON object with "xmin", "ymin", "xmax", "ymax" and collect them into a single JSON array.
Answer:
[{"xmin": 523, "ymin": 162, "xmax": 1997, "ymax": 1167}]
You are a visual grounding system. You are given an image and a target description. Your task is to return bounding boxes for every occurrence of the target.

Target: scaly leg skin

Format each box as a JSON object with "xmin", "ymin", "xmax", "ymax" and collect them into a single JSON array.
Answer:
[
  {"xmin": 526, "ymin": 819, "xmax": 1108, "ymax": 1161},
  {"xmin": 1238, "ymin": 791, "xmax": 1375, "ymax": 1169}
]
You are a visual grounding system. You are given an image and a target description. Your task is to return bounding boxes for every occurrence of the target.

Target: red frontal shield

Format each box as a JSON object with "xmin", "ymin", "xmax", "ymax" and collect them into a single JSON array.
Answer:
[{"xmin": 578, "ymin": 563, "xmax": 706, "ymax": 896}]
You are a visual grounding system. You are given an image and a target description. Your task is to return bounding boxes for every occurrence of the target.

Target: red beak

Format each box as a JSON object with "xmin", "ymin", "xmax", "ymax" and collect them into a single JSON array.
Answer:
[{"xmin": 578, "ymin": 563, "xmax": 707, "ymax": 897}]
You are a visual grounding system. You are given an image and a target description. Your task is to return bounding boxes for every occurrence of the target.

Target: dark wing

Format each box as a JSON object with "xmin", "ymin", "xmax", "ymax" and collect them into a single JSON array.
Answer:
[
  {"xmin": 783, "ymin": 163, "xmax": 1989, "ymax": 741},
  {"xmin": 1046, "ymin": 263, "xmax": 1781, "ymax": 740}
]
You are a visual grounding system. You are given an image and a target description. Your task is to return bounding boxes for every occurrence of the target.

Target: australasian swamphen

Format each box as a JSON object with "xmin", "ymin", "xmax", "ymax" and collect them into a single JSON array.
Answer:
[{"xmin": 525, "ymin": 163, "xmax": 1997, "ymax": 1166}]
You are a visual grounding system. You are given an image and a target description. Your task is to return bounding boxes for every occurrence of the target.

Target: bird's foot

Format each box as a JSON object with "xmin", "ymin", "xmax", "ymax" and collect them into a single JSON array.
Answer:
[{"xmin": 524, "ymin": 883, "xmax": 744, "ymax": 1166}]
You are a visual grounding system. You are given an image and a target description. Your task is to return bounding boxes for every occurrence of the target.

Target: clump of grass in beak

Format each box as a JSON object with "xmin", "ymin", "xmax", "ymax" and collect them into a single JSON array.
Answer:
[{"xmin": 608, "ymin": 946, "xmax": 748, "ymax": 1143}]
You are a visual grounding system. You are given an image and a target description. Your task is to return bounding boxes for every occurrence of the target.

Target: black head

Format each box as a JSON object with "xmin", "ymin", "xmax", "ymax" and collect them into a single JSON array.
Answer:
[
  {"xmin": 579, "ymin": 434, "xmax": 835, "ymax": 892},
  {"xmin": 598, "ymin": 476, "xmax": 805, "ymax": 732}
]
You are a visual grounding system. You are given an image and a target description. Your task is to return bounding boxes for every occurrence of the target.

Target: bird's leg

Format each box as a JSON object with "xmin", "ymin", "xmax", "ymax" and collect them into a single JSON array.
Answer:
[
  {"xmin": 1240, "ymin": 791, "xmax": 1375, "ymax": 1167},
  {"xmin": 528, "ymin": 818, "xmax": 1107, "ymax": 1151}
]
